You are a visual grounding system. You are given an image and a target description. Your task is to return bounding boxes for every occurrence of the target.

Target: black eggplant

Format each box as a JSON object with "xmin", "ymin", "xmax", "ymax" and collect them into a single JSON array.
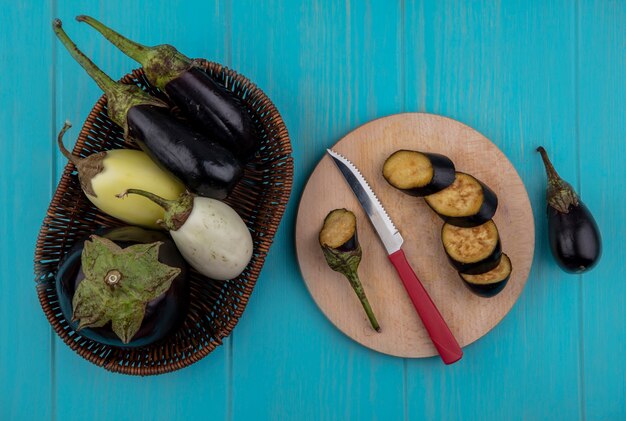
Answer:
[
  {"xmin": 77, "ymin": 15, "xmax": 258, "ymax": 161},
  {"xmin": 441, "ymin": 220, "xmax": 502, "ymax": 274},
  {"xmin": 537, "ymin": 147, "xmax": 602, "ymax": 273},
  {"xmin": 425, "ymin": 172, "xmax": 498, "ymax": 227},
  {"xmin": 53, "ymin": 19, "xmax": 242, "ymax": 199},
  {"xmin": 319, "ymin": 209, "xmax": 380, "ymax": 332},
  {"xmin": 55, "ymin": 227, "xmax": 189, "ymax": 348},
  {"xmin": 460, "ymin": 254, "xmax": 512, "ymax": 298},
  {"xmin": 383, "ymin": 150, "xmax": 456, "ymax": 196}
]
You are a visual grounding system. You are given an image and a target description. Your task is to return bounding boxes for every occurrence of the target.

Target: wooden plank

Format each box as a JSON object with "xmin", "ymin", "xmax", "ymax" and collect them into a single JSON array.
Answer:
[
  {"xmin": 52, "ymin": 3, "xmax": 230, "ymax": 419},
  {"xmin": 0, "ymin": 1, "xmax": 54, "ymax": 420},
  {"xmin": 578, "ymin": 1, "xmax": 626, "ymax": 419},
  {"xmin": 228, "ymin": 1, "xmax": 407, "ymax": 419},
  {"xmin": 404, "ymin": 1, "xmax": 583, "ymax": 419}
]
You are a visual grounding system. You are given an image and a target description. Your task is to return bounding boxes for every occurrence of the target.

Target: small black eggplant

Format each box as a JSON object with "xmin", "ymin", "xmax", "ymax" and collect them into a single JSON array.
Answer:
[
  {"xmin": 77, "ymin": 15, "xmax": 258, "ymax": 161},
  {"xmin": 537, "ymin": 147, "xmax": 602, "ymax": 273},
  {"xmin": 319, "ymin": 209, "xmax": 380, "ymax": 332},
  {"xmin": 55, "ymin": 227, "xmax": 189, "ymax": 348},
  {"xmin": 53, "ymin": 19, "xmax": 242, "ymax": 199}
]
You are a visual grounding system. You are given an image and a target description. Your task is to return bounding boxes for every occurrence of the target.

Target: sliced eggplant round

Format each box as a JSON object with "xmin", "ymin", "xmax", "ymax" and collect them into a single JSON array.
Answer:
[
  {"xmin": 442, "ymin": 220, "xmax": 502, "ymax": 274},
  {"xmin": 383, "ymin": 150, "xmax": 455, "ymax": 196},
  {"xmin": 460, "ymin": 253, "xmax": 512, "ymax": 297},
  {"xmin": 425, "ymin": 172, "xmax": 498, "ymax": 227},
  {"xmin": 319, "ymin": 208, "xmax": 358, "ymax": 252}
]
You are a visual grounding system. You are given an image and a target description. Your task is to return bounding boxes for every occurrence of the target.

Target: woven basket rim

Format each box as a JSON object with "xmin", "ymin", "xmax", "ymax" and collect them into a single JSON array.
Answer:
[{"xmin": 34, "ymin": 60, "xmax": 293, "ymax": 375}]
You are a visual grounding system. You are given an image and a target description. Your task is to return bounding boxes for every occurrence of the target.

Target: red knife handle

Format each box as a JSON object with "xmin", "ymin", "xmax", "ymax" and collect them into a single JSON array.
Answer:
[{"xmin": 388, "ymin": 249, "xmax": 463, "ymax": 365}]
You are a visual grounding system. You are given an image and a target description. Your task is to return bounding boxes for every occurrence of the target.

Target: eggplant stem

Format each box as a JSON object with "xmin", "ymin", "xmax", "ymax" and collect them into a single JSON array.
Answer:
[
  {"xmin": 346, "ymin": 272, "xmax": 381, "ymax": 332},
  {"xmin": 56, "ymin": 121, "xmax": 81, "ymax": 166},
  {"xmin": 52, "ymin": 19, "xmax": 119, "ymax": 95},
  {"xmin": 536, "ymin": 146, "xmax": 561, "ymax": 182},
  {"xmin": 119, "ymin": 188, "xmax": 174, "ymax": 211},
  {"xmin": 76, "ymin": 15, "xmax": 149, "ymax": 64}
]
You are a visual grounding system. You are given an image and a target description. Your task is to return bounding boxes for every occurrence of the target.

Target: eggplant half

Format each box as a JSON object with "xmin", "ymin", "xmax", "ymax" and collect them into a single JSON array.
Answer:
[
  {"xmin": 383, "ymin": 150, "xmax": 455, "ymax": 196},
  {"xmin": 425, "ymin": 172, "xmax": 498, "ymax": 227},
  {"xmin": 460, "ymin": 253, "xmax": 512, "ymax": 297},
  {"xmin": 55, "ymin": 227, "xmax": 189, "ymax": 348},
  {"xmin": 537, "ymin": 147, "xmax": 601, "ymax": 273},
  {"xmin": 441, "ymin": 220, "xmax": 502, "ymax": 274},
  {"xmin": 319, "ymin": 209, "xmax": 380, "ymax": 332}
]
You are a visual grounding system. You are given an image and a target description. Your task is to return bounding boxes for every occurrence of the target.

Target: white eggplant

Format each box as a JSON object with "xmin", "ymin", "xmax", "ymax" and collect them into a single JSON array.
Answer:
[
  {"xmin": 118, "ymin": 189, "xmax": 253, "ymax": 280},
  {"xmin": 57, "ymin": 122, "xmax": 185, "ymax": 229}
]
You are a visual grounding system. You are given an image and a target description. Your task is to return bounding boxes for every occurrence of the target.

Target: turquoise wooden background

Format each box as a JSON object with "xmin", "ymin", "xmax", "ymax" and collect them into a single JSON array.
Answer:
[{"xmin": 1, "ymin": 1, "xmax": 624, "ymax": 420}]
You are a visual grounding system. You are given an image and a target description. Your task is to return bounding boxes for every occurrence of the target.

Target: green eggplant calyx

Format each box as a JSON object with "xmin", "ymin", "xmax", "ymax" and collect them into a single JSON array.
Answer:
[
  {"xmin": 537, "ymin": 146, "xmax": 580, "ymax": 213},
  {"xmin": 141, "ymin": 45, "xmax": 192, "ymax": 91},
  {"xmin": 52, "ymin": 19, "xmax": 167, "ymax": 135},
  {"xmin": 72, "ymin": 235, "xmax": 181, "ymax": 344},
  {"xmin": 56, "ymin": 121, "xmax": 105, "ymax": 197},
  {"xmin": 77, "ymin": 15, "xmax": 192, "ymax": 91},
  {"xmin": 321, "ymin": 245, "xmax": 381, "ymax": 332},
  {"xmin": 108, "ymin": 85, "xmax": 168, "ymax": 138},
  {"xmin": 118, "ymin": 189, "xmax": 193, "ymax": 231}
]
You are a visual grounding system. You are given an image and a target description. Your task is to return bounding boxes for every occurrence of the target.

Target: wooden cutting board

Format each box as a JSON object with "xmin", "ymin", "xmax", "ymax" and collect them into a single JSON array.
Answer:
[{"xmin": 295, "ymin": 113, "xmax": 534, "ymax": 358}]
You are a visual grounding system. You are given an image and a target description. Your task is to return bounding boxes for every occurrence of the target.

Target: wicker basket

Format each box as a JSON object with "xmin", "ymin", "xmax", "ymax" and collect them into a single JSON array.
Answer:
[{"xmin": 34, "ymin": 61, "xmax": 293, "ymax": 375}]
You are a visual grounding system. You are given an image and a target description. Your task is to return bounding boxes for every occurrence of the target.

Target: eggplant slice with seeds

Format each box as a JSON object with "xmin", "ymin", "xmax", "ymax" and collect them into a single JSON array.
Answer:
[
  {"xmin": 442, "ymin": 220, "xmax": 502, "ymax": 274},
  {"xmin": 319, "ymin": 209, "xmax": 358, "ymax": 252},
  {"xmin": 460, "ymin": 253, "xmax": 512, "ymax": 297},
  {"xmin": 425, "ymin": 172, "xmax": 498, "ymax": 227},
  {"xmin": 383, "ymin": 150, "xmax": 455, "ymax": 196}
]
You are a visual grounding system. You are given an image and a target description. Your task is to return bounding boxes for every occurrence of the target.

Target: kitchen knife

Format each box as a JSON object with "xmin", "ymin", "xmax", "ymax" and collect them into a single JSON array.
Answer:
[{"xmin": 327, "ymin": 149, "xmax": 463, "ymax": 364}]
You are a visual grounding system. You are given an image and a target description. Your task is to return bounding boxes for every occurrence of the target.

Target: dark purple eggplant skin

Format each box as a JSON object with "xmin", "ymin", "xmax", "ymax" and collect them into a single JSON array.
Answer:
[
  {"xmin": 411, "ymin": 153, "xmax": 456, "ymax": 196},
  {"xmin": 548, "ymin": 203, "xmax": 602, "ymax": 273},
  {"xmin": 335, "ymin": 231, "xmax": 359, "ymax": 253},
  {"xmin": 537, "ymin": 146, "xmax": 602, "ymax": 273},
  {"xmin": 165, "ymin": 67, "xmax": 258, "ymax": 161},
  {"xmin": 461, "ymin": 276, "xmax": 509, "ymax": 298},
  {"xmin": 55, "ymin": 227, "xmax": 189, "ymax": 348},
  {"xmin": 127, "ymin": 104, "xmax": 243, "ymax": 199}
]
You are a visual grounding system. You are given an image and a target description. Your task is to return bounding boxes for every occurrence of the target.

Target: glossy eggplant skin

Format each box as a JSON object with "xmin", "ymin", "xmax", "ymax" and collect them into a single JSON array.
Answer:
[
  {"xmin": 548, "ymin": 203, "xmax": 602, "ymax": 273},
  {"xmin": 412, "ymin": 153, "xmax": 456, "ymax": 196},
  {"xmin": 127, "ymin": 104, "xmax": 243, "ymax": 199},
  {"xmin": 165, "ymin": 67, "xmax": 258, "ymax": 161},
  {"xmin": 55, "ymin": 227, "xmax": 189, "ymax": 348}
]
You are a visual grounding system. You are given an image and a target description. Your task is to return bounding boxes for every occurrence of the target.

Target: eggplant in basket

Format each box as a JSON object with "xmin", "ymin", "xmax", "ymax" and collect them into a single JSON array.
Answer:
[
  {"xmin": 53, "ymin": 19, "xmax": 242, "ymax": 199},
  {"xmin": 55, "ymin": 227, "xmax": 189, "ymax": 348},
  {"xmin": 77, "ymin": 15, "xmax": 258, "ymax": 161}
]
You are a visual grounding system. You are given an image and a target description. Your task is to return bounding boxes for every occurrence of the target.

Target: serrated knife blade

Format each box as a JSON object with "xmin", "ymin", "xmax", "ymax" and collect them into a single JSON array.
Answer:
[
  {"xmin": 326, "ymin": 149, "xmax": 403, "ymax": 254},
  {"xmin": 326, "ymin": 148, "xmax": 463, "ymax": 365}
]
